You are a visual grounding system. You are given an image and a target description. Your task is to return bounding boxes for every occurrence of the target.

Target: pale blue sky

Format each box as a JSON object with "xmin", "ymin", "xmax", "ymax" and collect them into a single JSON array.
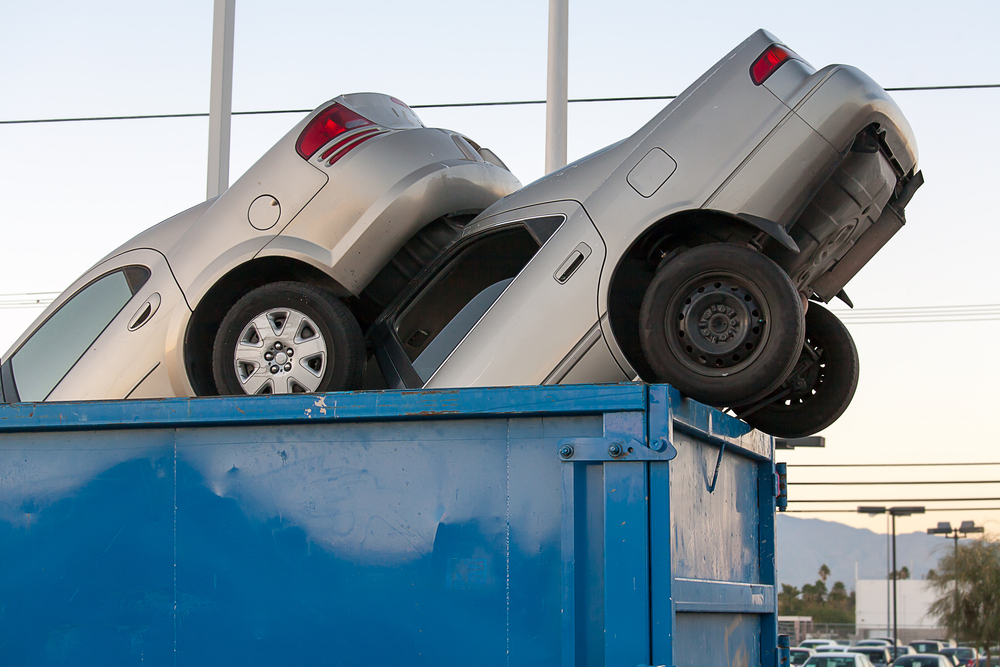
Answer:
[{"xmin": 1, "ymin": 0, "xmax": 998, "ymax": 532}]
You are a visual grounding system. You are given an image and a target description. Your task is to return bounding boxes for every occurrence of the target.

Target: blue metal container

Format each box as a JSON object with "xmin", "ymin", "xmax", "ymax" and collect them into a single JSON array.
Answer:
[{"xmin": 0, "ymin": 384, "xmax": 778, "ymax": 666}]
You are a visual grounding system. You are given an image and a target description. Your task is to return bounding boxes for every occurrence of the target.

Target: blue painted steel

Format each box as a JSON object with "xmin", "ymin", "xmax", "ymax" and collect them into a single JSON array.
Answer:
[
  {"xmin": 0, "ymin": 383, "xmax": 647, "ymax": 432},
  {"xmin": 0, "ymin": 383, "xmax": 777, "ymax": 666},
  {"xmin": 778, "ymin": 634, "xmax": 791, "ymax": 666}
]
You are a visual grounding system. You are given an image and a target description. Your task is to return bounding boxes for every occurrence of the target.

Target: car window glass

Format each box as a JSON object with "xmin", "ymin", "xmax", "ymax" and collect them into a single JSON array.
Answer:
[
  {"xmin": 412, "ymin": 278, "xmax": 513, "ymax": 382},
  {"xmin": 805, "ymin": 658, "xmax": 856, "ymax": 667},
  {"xmin": 393, "ymin": 227, "xmax": 539, "ymax": 382},
  {"xmin": 11, "ymin": 270, "xmax": 135, "ymax": 401}
]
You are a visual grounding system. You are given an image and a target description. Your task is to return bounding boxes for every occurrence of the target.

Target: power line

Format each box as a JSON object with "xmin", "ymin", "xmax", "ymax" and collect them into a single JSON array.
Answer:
[
  {"xmin": 2, "ymin": 83, "xmax": 998, "ymax": 126},
  {"xmin": 789, "ymin": 462, "xmax": 1000, "ymax": 468},
  {"xmin": 789, "ymin": 481, "xmax": 1000, "ymax": 486},
  {"xmin": 789, "ymin": 497, "xmax": 1000, "ymax": 503},
  {"xmin": 785, "ymin": 507, "xmax": 1000, "ymax": 513}
]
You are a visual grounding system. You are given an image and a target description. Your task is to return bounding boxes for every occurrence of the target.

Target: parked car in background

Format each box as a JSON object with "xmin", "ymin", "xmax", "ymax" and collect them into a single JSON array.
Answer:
[
  {"xmin": 365, "ymin": 29, "xmax": 922, "ymax": 438},
  {"xmin": 891, "ymin": 647, "xmax": 918, "ymax": 660},
  {"xmin": 852, "ymin": 646, "xmax": 893, "ymax": 666},
  {"xmin": 0, "ymin": 93, "xmax": 519, "ymax": 403},
  {"xmin": 793, "ymin": 648, "xmax": 819, "ymax": 665},
  {"xmin": 803, "ymin": 640, "xmax": 849, "ymax": 650},
  {"xmin": 941, "ymin": 648, "xmax": 979, "ymax": 667},
  {"xmin": 858, "ymin": 640, "xmax": 898, "ymax": 648},
  {"xmin": 805, "ymin": 653, "xmax": 877, "ymax": 667},
  {"xmin": 893, "ymin": 656, "xmax": 962, "ymax": 667},
  {"xmin": 912, "ymin": 642, "xmax": 950, "ymax": 655},
  {"xmin": 817, "ymin": 646, "xmax": 851, "ymax": 653}
]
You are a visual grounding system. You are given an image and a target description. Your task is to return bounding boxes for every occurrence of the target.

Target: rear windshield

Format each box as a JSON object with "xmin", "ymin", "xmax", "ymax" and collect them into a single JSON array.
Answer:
[{"xmin": 805, "ymin": 657, "xmax": 857, "ymax": 667}]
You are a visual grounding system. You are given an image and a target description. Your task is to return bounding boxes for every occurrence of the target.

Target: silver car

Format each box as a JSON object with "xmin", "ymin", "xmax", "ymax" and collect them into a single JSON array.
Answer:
[
  {"xmin": 0, "ymin": 93, "xmax": 519, "ymax": 402},
  {"xmin": 365, "ymin": 29, "xmax": 921, "ymax": 437}
]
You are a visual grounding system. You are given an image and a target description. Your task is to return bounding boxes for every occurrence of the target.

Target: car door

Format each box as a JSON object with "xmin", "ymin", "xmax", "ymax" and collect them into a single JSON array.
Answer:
[
  {"xmin": 371, "ymin": 202, "xmax": 629, "ymax": 388},
  {"xmin": 2, "ymin": 249, "xmax": 188, "ymax": 402}
]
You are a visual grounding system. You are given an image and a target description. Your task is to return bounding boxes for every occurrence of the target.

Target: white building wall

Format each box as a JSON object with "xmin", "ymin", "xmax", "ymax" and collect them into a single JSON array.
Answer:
[{"xmin": 856, "ymin": 579, "xmax": 941, "ymax": 631}]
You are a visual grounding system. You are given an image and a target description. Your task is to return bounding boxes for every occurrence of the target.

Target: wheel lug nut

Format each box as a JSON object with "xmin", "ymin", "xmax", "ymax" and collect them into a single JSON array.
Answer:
[
  {"xmin": 270, "ymin": 365, "xmax": 279, "ymax": 374},
  {"xmin": 264, "ymin": 352, "xmax": 274, "ymax": 361},
  {"xmin": 283, "ymin": 362, "xmax": 292, "ymax": 372},
  {"xmin": 274, "ymin": 342, "xmax": 283, "ymax": 350},
  {"xmin": 286, "ymin": 348, "xmax": 293, "ymax": 357}
]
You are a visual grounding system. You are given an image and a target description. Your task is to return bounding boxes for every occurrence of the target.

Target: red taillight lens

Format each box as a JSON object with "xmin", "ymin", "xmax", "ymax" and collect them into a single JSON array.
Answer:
[
  {"xmin": 296, "ymin": 103, "xmax": 374, "ymax": 159},
  {"xmin": 750, "ymin": 44, "xmax": 794, "ymax": 85}
]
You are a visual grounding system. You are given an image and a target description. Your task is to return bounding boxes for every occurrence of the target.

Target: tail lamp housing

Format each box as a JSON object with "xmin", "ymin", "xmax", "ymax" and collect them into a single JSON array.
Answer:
[
  {"xmin": 296, "ymin": 103, "xmax": 375, "ymax": 160},
  {"xmin": 750, "ymin": 44, "xmax": 798, "ymax": 86}
]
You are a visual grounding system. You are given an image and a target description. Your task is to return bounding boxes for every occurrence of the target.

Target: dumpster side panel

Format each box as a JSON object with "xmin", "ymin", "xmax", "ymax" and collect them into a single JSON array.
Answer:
[
  {"xmin": 0, "ymin": 384, "xmax": 778, "ymax": 666},
  {"xmin": 0, "ymin": 411, "xmax": 604, "ymax": 666}
]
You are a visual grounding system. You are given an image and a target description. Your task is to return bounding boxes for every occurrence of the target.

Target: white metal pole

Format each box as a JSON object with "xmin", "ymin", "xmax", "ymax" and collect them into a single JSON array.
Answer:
[
  {"xmin": 207, "ymin": 0, "xmax": 236, "ymax": 199},
  {"xmin": 545, "ymin": 0, "xmax": 568, "ymax": 174}
]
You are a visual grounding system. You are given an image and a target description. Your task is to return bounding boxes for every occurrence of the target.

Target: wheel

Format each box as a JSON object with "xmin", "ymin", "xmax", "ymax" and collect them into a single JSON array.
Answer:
[
  {"xmin": 213, "ymin": 281, "xmax": 364, "ymax": 395},
  {"xmin": 638, "ymin": 243, "xmax": 804, "ymax": 406},
  {"xmin": 736, "ymin": 303, "xmax": 858, "ymax": 438}
]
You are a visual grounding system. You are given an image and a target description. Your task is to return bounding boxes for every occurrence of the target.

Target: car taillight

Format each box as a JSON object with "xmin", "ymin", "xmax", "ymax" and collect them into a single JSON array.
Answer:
[
  {"xmin": 296, "ymin": 103, "xmax": 375, "ymax": 159},
  {"xmin": 750, "ymin": 44, "xmax": 795, "ymax": 85}
]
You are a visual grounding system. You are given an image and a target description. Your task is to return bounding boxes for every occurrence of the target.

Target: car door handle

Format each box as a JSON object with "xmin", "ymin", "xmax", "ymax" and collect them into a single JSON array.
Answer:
[
  {"xmin": 554, "ymin": 243, "xmax": 592, "ymax": 284},
  {"xmin": 128, "ymin": 292, "xmax": 161, "ymax": 331}
]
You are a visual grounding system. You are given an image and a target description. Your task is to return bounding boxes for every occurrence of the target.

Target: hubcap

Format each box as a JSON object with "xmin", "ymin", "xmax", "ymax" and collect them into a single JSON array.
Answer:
[
  {"xmin": 233, "ymin": 308, "xmax": 327, "ymax": 394},
  {"xmin": 667, "ymin": 274, "xmax": 769, "ymax": 377}
]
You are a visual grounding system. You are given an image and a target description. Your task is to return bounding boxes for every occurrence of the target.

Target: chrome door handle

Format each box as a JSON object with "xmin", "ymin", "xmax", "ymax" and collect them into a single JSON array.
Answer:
[{"xmin": 128, "ymin": 292, "xmax": 161, "ymax": 331}]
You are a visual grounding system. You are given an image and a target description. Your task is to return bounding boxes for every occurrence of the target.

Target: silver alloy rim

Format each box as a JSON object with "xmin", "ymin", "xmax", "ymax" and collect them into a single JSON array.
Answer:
[{"xmin": 233, "ymin": 307, "xmax": 327, "ymax": 394}]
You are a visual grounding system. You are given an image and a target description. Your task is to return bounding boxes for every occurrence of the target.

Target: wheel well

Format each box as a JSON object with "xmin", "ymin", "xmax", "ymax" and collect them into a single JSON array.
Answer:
[
  {"xmin": 184, "ymin": 256, "xmax": 346, "ymax": 396},
  {"xmin": 606, "ymin": 210, "xmax": 763, "ymax": 380}
]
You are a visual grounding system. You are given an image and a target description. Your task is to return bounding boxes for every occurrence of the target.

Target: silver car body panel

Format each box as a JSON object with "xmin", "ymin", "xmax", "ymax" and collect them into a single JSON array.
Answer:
[
  {"xmin": 3, "ymin": 93, "xmax": 520, "ymax": 400},
  {"xmin": 15, "ymin": 249, "xmax": 189, "ymax": 402},
  {"xmin": 378, "ymin": 28, "xmax": 919, "ymax": 388},
  {"xmin": 414, "ymin": 200, "xmax": 629, "ymax": 388}
]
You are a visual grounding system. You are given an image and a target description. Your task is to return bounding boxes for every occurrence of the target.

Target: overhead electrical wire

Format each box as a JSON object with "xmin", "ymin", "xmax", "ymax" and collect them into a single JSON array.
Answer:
[
  {"xmin": 1, "ymin": 83, "xmax": 997, "ymax": 126},
  {"xmin": 789, "ymin": 480, "xmax": 1000, "ymax": 486},
  {"xmin": 788, "ymin": 497, "xmax": 1000, "ymax": 503},
  {"xmin": 788, "ymin": 461, "xmax": 1000, "ymax": 468},
  {"xmin": 782, "ymin": 507, "xmax": 1000, "ymax": 514}
]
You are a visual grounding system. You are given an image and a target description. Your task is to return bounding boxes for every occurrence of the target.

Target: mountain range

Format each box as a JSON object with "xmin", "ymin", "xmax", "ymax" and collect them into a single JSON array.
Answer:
[{"xmin": 775, "ymin": 515, "xmax": 962, "ymax": 591}]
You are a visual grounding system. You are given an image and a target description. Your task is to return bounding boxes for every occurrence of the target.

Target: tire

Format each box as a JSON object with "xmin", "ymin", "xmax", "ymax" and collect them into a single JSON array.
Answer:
[
  {"xmin": 638, "ymin": 243, "xmax": 804, "ymax": 406},
  {"xmin": 213, "ymin": 281, "xmax": 364, "ymax": 396},
  {"xmin": 737, "ymin": 303, "xmax": 858, "ymax": 438}
]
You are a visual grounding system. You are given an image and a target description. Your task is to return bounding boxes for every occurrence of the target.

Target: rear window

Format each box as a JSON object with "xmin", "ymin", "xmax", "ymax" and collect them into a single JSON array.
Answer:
[{"xmin": 805, "ymin": 657, "xmax": 857, "ymax": 667}]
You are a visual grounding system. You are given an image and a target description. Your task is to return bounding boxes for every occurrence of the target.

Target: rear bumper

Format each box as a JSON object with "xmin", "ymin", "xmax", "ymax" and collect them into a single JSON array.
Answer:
[{"xmin": 794, "ymin": 65, "xmax": 919, "ymax": 175}]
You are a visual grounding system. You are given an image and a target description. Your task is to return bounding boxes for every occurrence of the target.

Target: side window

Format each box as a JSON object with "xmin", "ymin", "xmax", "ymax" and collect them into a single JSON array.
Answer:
[
  {"xmin": 10, "ymin": 266, "xmax": 149, "ymax": 401},
  {"xmin": 394, "ymin": 227, "xmax": 540, "ymax": 382}
]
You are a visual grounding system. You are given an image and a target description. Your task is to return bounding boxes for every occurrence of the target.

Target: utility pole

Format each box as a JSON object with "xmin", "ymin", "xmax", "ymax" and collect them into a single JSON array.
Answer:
[
  {"xmin": 860, "ymin": 506, "xmax": 924, "ymax": 646},
  {"xmin": 545, "ymin": 0, "xmax": 568, "ymax": 174},
  {"xmin": 207, "ymin": 0, "xmax": 236, "ymax": 198}
]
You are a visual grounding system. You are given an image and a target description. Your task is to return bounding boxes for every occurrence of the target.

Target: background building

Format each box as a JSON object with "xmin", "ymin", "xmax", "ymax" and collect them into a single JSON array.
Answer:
[{"xmin": 855, "ymin": 579, "xmax": 946, "ymax": 643}]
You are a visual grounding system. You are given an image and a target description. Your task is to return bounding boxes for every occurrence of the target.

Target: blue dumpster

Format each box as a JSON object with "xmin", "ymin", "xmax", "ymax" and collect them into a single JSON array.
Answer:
[{"xmin": 0, "ymin": 384, "xmax": 778, "ymax": 666}]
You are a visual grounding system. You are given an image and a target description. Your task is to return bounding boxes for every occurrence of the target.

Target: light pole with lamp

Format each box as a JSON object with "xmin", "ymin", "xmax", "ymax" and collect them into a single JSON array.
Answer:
[
  {"xmin": 926, "ymin": 520, "xmax": 984, "ymax": 640},
  {"xmin": 859, "ymin": 505, "xmax": 925, "ymax": 647}
]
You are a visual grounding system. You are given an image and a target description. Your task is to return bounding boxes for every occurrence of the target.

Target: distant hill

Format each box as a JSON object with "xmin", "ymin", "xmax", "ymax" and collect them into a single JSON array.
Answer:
[{"xmin": 776, "ymin": 515, "xmax": 959, "ymax": 591}]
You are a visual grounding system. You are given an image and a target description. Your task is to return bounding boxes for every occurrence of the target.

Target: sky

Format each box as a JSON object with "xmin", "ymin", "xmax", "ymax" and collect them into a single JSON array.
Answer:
[{"xmin": 1, "ymin": 1, "xmax": 998, "ymax": 535}]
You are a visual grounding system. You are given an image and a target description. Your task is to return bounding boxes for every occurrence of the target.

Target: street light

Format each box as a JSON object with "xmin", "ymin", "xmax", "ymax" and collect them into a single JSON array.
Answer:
[
  {"xmin": 927, "ymin": 520, "xmax": 984, "ymax": 640},
  {"xmin": 859, "ymin": 505, "xmax": 925, "ymax": 647}
]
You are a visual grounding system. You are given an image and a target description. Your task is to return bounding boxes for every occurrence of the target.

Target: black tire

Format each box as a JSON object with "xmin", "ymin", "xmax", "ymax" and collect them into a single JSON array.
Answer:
[
  {"xmin": 213, "ymin": 281, "xmax": 364, "ymax": 396},
  {"xmin": 638, "ymin": 243, "xmax": 804, "ymax": 406},
  {"xmin": 737, "ymin": 303, "xmax": 858, "ymax": 438}
]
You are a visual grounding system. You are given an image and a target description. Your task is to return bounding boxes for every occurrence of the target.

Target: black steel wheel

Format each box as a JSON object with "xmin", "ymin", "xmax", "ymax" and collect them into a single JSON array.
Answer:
[
  {"xmin": 213, "ymin": 281, "xmax": 364, "ymax": 395},
  {"xmin": 638, "ymin": 243, "xmax": 804, "ymax": 406},
  {"xmin": 736, "ymin": 303, "xmax": 859, "ymax": 438}
]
